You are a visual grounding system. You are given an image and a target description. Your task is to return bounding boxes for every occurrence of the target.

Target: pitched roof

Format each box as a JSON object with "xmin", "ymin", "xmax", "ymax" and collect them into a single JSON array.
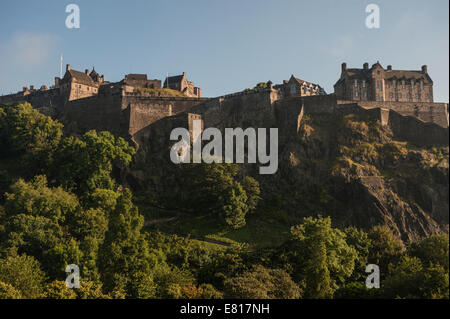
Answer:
[
  {"xmin": 125, "ymin": 74, "xmax": 147, "ymax": 81},
  {"xmin": 340, "ymin": 65, "xmax": 431, "ymax": 82},
  {"xmin": 384, "ymin": 70, "xmax": 431, "ymax": 82},
  {"xmin": 165, "ymin": 74, "xmax": 184, "ymax": 83},
  {"xmin": 289, "ymin": 75, "xmax": 323, "ymax": 88},
  {"xmin": 68, "ymin": 69, "xmax": 96, "ymax": 86}
]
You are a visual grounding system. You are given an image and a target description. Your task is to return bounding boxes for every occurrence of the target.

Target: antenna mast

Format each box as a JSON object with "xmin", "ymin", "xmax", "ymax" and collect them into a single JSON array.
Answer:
[{"xmin": 60, "ymin": 54, "xmax": 63, "ymax": 78}]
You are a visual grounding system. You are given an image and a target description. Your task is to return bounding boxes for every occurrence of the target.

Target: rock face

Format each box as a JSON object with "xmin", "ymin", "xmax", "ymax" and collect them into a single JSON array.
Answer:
[{"xmin": 127, "ymin": 90, "xmax": 449, "ymax": 242}]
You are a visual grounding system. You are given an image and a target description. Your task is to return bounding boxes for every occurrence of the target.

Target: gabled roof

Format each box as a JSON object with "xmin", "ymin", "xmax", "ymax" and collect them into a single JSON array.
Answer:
[
  {"xmin": 67, "ymin": 69, "xmax": 96, "ymax": 86},
  {"xmin": 125, "ymin": 74, "xmax": 148, "ymax": 81},
  {"xmin": 165, "ymin": 74, "xmax": 185, "ymax": 83},
  {"xmin": 288, "ymin": 75, "xmax": 324, "ymax": 89}
]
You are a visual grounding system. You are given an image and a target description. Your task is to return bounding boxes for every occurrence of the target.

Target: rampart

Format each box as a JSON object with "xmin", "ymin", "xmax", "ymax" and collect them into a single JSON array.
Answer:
[{"xmin": 337, "ymin": 100, "xmax": 449, "ymax": 128}]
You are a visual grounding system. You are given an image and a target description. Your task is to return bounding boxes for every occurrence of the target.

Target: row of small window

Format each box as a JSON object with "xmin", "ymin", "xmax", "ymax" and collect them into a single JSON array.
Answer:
[
  {"xmin": 353, "ymin": 79, "xmax": 424, "ymax": 89},
  {"xmin": 76, "ymin": 84, "xmax": 97, "ymax": 93},
  {"xmin": 355, "ymin": 91, "xmax": 429, "ymax": 99}
]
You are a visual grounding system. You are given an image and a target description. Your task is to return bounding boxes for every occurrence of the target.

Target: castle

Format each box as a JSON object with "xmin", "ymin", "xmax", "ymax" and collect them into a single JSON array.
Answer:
[
  {"xmin": 0, "ymin": 61, "xmax": 448, "ymax": 146},
  {"xmin": 0, "ymin": 64, "xmax": 201, "ymax": 106},
  {"xmin": 334, "ymin": 62, "xmax": 433, "ymax": 102}
]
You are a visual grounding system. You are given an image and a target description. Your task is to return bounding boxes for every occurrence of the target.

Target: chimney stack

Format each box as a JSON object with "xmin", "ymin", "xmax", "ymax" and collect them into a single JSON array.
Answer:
[
  {"xmin": 55, "ymin": 77, "xmax": 60, "ymax": 88},
  {"xmin": 341, "ymin": 62, "xmax": 347, "ymax": 73},
  {"xmin": 363, "ymin": 62, "xmax": 369, "ymax": 70},
  {"xmin": 387, "ymin": 65, "xmax": 392, "ymax": 70},
  {"xmin": 30, "ymin": 85, "xmax": 34, "ymax": 91},
  {"xmin": 422, "ymin": 65, "xmax": 427, "ymax": 73},
  {"xmin": 85, "ymin": 69, "xmax": 89, "ymax": 75},
  {"xmin": 66, "ymin": 64, "xmax": 71, "ymax": 71},
  {"xmin": 22, "ymin": 86, "xmax": 28, "ymax": 92}
]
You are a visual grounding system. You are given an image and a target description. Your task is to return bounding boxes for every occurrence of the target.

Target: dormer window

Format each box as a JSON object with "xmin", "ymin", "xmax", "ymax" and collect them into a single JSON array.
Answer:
[
  {"xmin": 411, "ymin": 80, "xmax": 414, "ymax": 88},
  {"xmin": 393, "ymin": 80, "xmax": 397, "ymax": 89},
  {"xmin": 354, "ymin": 79, "xmax": 358, "ymax": 88},
  {"xmin": 402, "ymin": 80, "xmax": 405, "ymax": 89}
]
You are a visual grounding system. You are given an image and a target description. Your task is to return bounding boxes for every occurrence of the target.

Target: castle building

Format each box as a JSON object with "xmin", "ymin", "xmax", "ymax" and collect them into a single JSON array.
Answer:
[
  {"xmin": 122, "ymin": 74, "xmax": 161, "ymax": 89},
  {"xmin": 274, "ymin": 75, "xmax": 326, "ymax": 97},
  {"xmin": 334, "ymin": 62, "xmax": 433, "ymax": 102},
  {"xmin": 55, "ymin": 64, "xmax": 104, "ymax": 101},
  {"xmin": 164, "ymin": 72, "xmax": 201, "ymax": 98}
]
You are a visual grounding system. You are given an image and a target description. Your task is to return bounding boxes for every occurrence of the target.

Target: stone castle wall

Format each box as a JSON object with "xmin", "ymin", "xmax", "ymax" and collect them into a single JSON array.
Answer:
[
  {"xmin": 123, "ymin": 95, "xmax": 209, "ymax": 135},
  {"xmin": 337, "ymin": 99, "xmax": 449, "ymax": 128}
]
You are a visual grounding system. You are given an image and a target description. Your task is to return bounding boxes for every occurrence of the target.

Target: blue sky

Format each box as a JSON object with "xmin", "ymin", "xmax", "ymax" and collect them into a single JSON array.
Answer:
[{"xmin": 0, "ymin": 0, "xmax": 448, "ymax": 101}]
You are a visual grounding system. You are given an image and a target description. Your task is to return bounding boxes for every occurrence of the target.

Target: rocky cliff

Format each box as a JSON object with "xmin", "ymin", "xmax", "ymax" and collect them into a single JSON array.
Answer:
[{"xmin": 125, "ymin": 92, "xmax": 449, "ymax": 242}]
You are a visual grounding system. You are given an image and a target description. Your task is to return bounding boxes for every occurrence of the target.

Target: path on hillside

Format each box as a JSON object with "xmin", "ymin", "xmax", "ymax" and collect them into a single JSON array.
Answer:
[{"xmin": 143, "ymin": 217, "xmax": 232, "ymax": 247}]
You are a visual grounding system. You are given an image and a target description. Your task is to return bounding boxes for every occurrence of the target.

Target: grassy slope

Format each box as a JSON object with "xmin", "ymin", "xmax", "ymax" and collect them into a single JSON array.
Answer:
[{"xmin": 137, "ymin": 199, "xmax": 292, "ymax": 250}]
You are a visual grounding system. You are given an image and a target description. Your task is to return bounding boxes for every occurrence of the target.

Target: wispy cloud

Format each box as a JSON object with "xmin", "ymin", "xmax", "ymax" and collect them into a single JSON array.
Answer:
[{"xmin": 0, "ymin": 32, "xmax": 59, "ymax": 69}]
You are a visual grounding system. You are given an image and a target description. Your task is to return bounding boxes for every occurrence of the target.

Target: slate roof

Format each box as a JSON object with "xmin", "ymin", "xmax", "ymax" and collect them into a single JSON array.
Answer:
[
  {"xmin": 68, "ymin": 69, "xmax": 96, "ymax": 86},
  {"xmin": 165, "ymin": 74, "xmax": 185, "ymax": 83},
  {"xmin": 125, "ymin": 74, "xmax": 148, "ymax": 81}
]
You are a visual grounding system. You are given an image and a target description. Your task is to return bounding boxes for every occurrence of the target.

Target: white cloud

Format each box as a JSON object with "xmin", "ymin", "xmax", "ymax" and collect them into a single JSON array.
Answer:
[{"xmin": 0, "ymin": 32, "xmax": 58, "ymax": 69}]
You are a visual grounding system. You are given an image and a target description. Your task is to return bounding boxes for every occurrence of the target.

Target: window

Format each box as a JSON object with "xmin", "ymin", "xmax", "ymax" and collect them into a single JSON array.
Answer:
[
  {"xmin": 398, "ymin": 93, "xmax": 402, "ymax": 99},
  {"xmin": 355, "ymin": 91, "xmax": 358, "ymax": 98},
  {"xmin": 363, "ymin": 91, "xmax": 367, "ymax": 98},
  {"xmin": 402, "ymin": 80, "xmax": 405, "ymax": 89},
  {"xmin": 411, "ymin": 80, "xmax": 414, "ymax": 88},
  {"xmin": 393, "ymin": 80, "xmax": 397, "ymax": 88},
  {"xmin": 420, "ymin": 81, "xmax": 423, "ymax": 89},
  {"xmin": 290, "ymin": 85, "xmax": 296, "ymax": 94},
  {"xmin": 354, "ymin": 79, "xmax": 358, "ymax": 88},
  {"xmin": 416, "ymin": 94, "xmax": 420, "ymax": 99},
  {"xmin": 407, "ymin": 93, "xmax": 411, "ymax": 99},
  {"xmin": 389, "ymin": 92, "xmax": 393, "ymax": 98},
  {"xmin": 362, "ymin": 80, "xmax": 366, "ymax": 88}
]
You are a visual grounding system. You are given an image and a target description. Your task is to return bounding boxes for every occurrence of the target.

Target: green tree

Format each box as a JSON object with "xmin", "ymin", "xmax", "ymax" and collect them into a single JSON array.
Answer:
[
  {"xmin": 280, "ymin": 216, "xmax": 357, "ymax": 298},
  {"xmin": 44, "ymin": 280, "xmax": 77, "ymax": 299},
  {"xmin": 344, "ymin": 226, "xmax": 370, "ymax": 281},
  {"xmin": 51, "ymin": 130, "xmax": 135, "ymax": 196},
  {"xmin": 384, "ymin": 255, "xmax": 449, "ymax": 299},
  {"xmin": 407, "ymin": 234, "xmax": 449, "ymax": 271},
  {"xmin": 4, "ymin": 175, "xmax": 79, "ymax": 224},
  {"xmin": 0, "ymin": 281, "xmax": 22, "ymax": 299},
  {"xmin": 181, "ymin": 163, "xmax": 259, "ymax": 229},
  {"xmin": 0, "ymin": 255, "xmax": 46, "ymax": 298},
  {"xmin": 0, "ymin": 103, "xmax": 63, "ymax": 171},
  {"xmin": 224, "ymin": 264, "xmax": 302, "ymax": 299},
  {"xmin": 367, "ymin": 225, "xmax": 404, "ymax": 274},
  {"xmin": 98, "ymin": 189, "xmax": 153, "ymax": 298}
]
